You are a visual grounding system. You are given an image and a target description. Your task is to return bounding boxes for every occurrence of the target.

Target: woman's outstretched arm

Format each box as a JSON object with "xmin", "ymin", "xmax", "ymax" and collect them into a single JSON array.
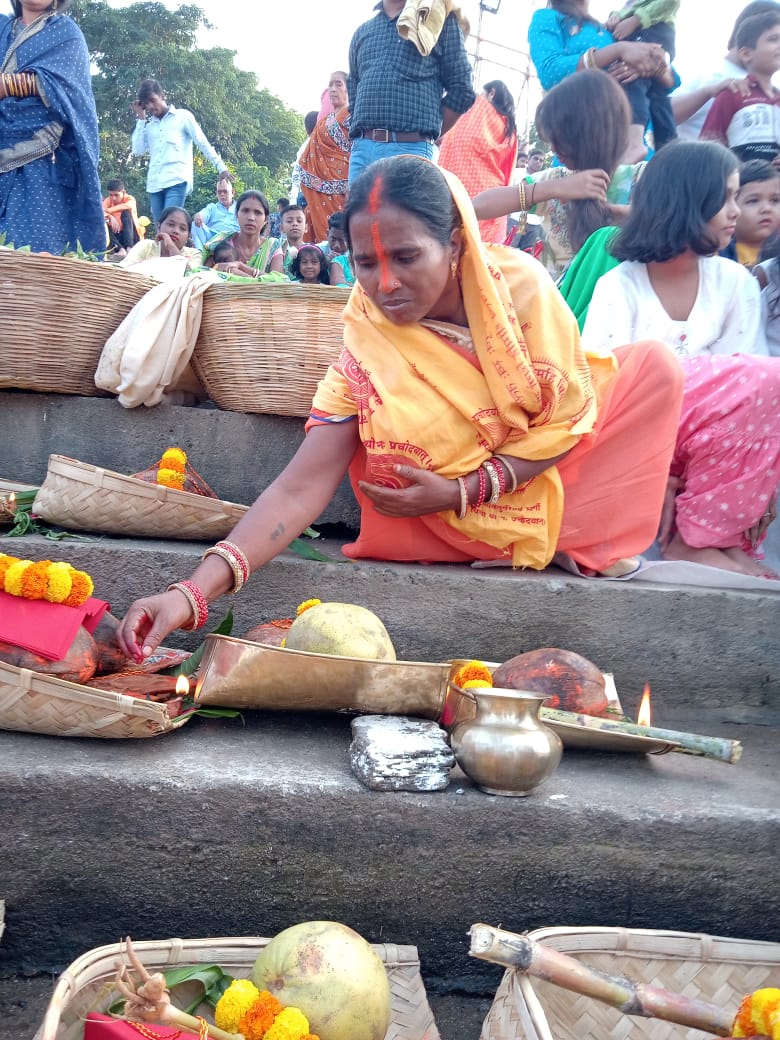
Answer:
[
  {"xmin": 472, "ymin": 169, "xmax": 610, "ymax": 221},
  {"xmin": 117, "ymin": 421, "xmax": 360, "ymax": 659}
]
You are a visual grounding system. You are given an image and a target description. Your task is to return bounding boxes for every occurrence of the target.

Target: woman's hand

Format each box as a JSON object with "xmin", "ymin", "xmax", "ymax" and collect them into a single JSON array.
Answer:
[
  {"xmin": 745, "ymin": 492, "xmax": 777, "ymax": 551},
  {"xmin": 358, "ymin": 466, "xmax": 459, "ymax": 517},
  {"xmin": 216, "ymin": 260, "xmax": 257, "ymax": 277},
  {"xmin": 155, "ymin": 232, "xmax": 179, "ymax": 257},
  {"xmin": 117, "ymin": 590, "xmax": 195, "ymax": 661},
  {"xmin": 612, "ymin": 41, "xmax": 666, "ymax": 82},
  {"xmin": 555, "ymin": 168, "xmax": 610, "ymax": 203}
]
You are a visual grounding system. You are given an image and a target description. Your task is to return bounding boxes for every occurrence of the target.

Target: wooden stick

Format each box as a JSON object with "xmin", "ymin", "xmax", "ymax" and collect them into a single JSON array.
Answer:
[
  {"xmin": 468, "ymin": 923, "xmax": 735, "ymax": 1035},
  {"xmin": 539, "ymin": 707, "xmax": 742, "ymax": 764}
]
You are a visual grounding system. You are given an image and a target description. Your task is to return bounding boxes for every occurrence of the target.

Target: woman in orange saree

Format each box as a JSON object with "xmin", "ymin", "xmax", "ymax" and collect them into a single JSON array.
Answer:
[
  {"xmin": 438, "ymin": 80, "xmax": 518, "ymax": 244},
  {"xmin": 117, "ymin": 156, "xmax": 683, "ymax": 659},
  {"xmin": 297, "ymin": 71, "xmax": 351, "ymax": 243}
]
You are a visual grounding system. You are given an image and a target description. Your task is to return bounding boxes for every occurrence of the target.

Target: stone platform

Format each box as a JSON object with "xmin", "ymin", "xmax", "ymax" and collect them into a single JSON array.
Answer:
[{"xmin": 0, "ymin": 391, "xmax": 779, "ymax": 1039}]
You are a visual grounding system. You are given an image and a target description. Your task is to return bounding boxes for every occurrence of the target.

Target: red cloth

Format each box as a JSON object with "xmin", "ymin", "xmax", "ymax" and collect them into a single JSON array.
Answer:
[
  {"xmin": 85, "ymin": 1013, "xmax": 200, "ymax": 1039},
  {"xmin": 0, "ymin": 591, "xmax": 109, "ymax": 660}
]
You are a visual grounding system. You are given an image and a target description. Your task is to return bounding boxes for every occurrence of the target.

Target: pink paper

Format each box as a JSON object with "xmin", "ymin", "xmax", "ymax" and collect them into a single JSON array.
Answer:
[{"xmin": 0, "ymin": 591, "xmax": 109, "ymax": 660}]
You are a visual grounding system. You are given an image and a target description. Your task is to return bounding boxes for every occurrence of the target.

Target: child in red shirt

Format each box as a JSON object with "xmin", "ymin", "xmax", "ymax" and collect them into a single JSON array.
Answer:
[{"xmin": 701, "ymin": 10, "xmax": 780, "ymax": 163}]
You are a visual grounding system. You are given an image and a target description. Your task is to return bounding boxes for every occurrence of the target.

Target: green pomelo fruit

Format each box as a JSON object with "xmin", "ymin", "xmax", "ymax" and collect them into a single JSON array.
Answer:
[
  {"xmin": 285, "ymin": 602, "xmax": 396, "ymax": 660},
  {"xmin": 251, "ymin": 920, "xmax": 392, "ymax": 1040}
]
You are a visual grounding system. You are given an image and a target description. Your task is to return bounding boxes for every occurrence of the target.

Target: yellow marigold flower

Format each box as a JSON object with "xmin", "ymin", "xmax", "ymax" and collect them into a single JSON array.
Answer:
[
  {"xmin": 264, "ymin": 1006, "xmax": 311, "ymax": 1040},
  {"xmin": 62, "ymin": 567, "xmax": 93, "ymax": 608},
  {"xmin": 45, "ymin": 563, "xmax": 73, "ymax": 604},
  {"xmin": 0, "ymin": 553, "xmax": 20, "ymax": 587},
  {"xmin": 462, "ymin": 678, "xmax": 493, "ymax": 689},
  {"xmin": 238, "ymin": 991, "xmax": 284, "ymax": 1040},
  {"xmin": 451, "ymin": 660, "xmax": 493, "ymax": 689},
  {"xmin": 214, "ymin": 978, "xmax": 261, "ymax": 1034},
  {"xmin": 156, "ymin": 467, "xmax": 186, "ymax": 489},
  {"xmin": 733, "ymin": 988, "xmax": 780, "ymax": 1038},
  {"xmin": 296, "ymin": 598, "xmax": 321, "ymax": 616},
  {"xmin": 161, "ymin": 447, "xmax": 187, "ymax": 471},
  {"xmin": 20, "ymin": 560, "xmax": 52, "ymax": 600},
  {"xmin": 4, "ymin": 559, "xmax": 33, "ymax": 597}
]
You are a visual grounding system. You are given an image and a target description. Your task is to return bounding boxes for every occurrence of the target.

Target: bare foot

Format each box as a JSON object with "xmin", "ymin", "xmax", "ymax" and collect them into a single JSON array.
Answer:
[
  {"xmin": 663, "ymin": 533, "xmax": 774, "ymax": 576},
  {"xmin": 723, "ymin": 546, "xmax": 779, "ymax": 579}
]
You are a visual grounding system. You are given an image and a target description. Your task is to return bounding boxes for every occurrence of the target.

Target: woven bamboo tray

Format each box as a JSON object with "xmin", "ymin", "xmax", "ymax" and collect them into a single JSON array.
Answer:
[
  {"xmin": 35, "ymin": 935, "xmax": 441, "ymax": 1040},
  {"xmin": 33, "ymin": 455, "xmax": 248, "ymax": 540},
  {"xmin": 192, "ymin": 281, "xmax": 351, "ymax": 416},
  {"xmin": 0, "ymin": 250, "xmax": 156, "ymax": 396},
  {"xmin": 0, "ymin": 659, "xmax": 190, "ymax": 738},
  {"xmin": 479, "ymin": 926, "xmax": 780, "ymax": 1040}
]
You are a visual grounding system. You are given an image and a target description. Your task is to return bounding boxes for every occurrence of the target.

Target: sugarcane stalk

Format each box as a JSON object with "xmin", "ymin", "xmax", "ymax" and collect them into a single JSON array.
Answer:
[
  {"xmin": 539, "ymin": 707, "xmax": 742, "ymax": 764},
  {"xmin": 469, "ymin": 923, "xmax": 735, "ymax": 1035}
]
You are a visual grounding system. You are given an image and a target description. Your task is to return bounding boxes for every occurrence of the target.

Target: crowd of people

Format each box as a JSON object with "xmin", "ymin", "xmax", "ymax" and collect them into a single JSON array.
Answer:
[{"xmin": 1, "ymin": 0, "xmax": 779, "ymax": 650}]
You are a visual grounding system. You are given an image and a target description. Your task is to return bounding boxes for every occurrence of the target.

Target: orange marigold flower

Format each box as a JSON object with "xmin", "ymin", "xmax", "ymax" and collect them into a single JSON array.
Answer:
[
  {"xmin": 20, "ymin": 560, "xmax": 52, "ymax": 600},
  {"xmin": 302, "ymin": 1035, "xmax": 321, "ymax": 1040},
  {"xmin": 62, "ymin": 568, "xmax": 94, "ymax": 608},
  {"xmin": 239, "ymin": 991, "xmax": 284, "ymax": 1040},
  {"xmin": 451, "ymin": 660, "xmax": 493, "ymax": 689},
  {"xmin": 161, "ymin": 447, "xmax": 187, "ymax": 471},
  {"xmin": 296, "ymin": 598, "xmax": 321, "ymax": 616},
  {"xmin": 156, "ymin": 467, "xmax": 186, "ymax": 489},
  {"xmin": 0, "ymin": 553, "xmax": 20, "ymax": 587}
]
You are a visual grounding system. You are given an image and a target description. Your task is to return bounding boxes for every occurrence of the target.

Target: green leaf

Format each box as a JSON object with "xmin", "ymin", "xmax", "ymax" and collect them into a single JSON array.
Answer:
[
  {"xmin": 287, "ymin": 537, "xmax": 337, "ymax": 562},
  {"xmin": 190, "ymin": 707, "xmax": 243, "ymax": 720},
  {"xmin": 301, "ymin": 525, "xmax": 320, "ymax": 539}
]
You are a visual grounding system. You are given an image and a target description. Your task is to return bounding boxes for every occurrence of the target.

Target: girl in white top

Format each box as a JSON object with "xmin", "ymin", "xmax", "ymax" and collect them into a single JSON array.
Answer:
[{"xmin": 582, "ymin": 140, "xmax": 779, "ymax": 578}]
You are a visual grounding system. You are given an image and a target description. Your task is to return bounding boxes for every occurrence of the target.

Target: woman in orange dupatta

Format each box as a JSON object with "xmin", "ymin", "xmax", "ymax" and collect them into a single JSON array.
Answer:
[
  {"xmin": 116, "ymin": 156, "xmax": 683, "ymax": 660},
  {"xmin": 438, "ymin": 80, "xmax": 518, "ymax": 244},
  {"xmin": 297, "ymin": 71, "xmax": 351, "ymax": 244}
]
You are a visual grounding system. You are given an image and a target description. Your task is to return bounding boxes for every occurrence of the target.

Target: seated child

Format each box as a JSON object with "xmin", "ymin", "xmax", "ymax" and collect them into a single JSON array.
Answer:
[
  {"xmin": 721, "ymin": 159, "xmax": 780, "ymax": 267},
  {"xmin": 210, "ymin": 239, "xmax": 239, "ymax": 266},
  {"xmin": 102, "ymin": 178, "xmax": 141, "ymax": 257},
  {"xmin": 192, "ymin": 178, "xmax": 239, "ymax": 249},
  {"xmin": 318, "ymin": 211, "xmax": 355, "ymax": 284},
  {"xmin": 289, "ymin": 244, "xmax": 330, "ymax": 285},
  {"xmin": 606, "ymin": 0, "xmax": 680, "ymax": 161},
  {"xmin": 279, "ymin": 204, "xmax": 307, "ymax": 273},
  {"xmin": 701, "ymin": 10, "xmax": 780, "ymax": 163},
  {"xmin": 120, "ymin": 207, "xmax": 201, "ymax": 271}
]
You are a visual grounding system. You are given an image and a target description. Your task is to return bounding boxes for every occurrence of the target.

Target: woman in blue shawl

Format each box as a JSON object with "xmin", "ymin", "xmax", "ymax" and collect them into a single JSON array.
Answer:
[{"xmin": 0, "ymin": 0, "xmax": 104, "ymax": 253}]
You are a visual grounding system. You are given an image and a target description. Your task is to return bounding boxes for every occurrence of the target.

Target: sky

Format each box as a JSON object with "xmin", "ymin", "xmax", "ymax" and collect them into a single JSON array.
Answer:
[{"xmin": 107, "ymin": 0, "xmax": 751, "ymax": 138}]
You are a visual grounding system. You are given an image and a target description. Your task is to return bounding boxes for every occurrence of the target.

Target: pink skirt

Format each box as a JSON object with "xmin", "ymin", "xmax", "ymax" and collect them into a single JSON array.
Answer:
[{"xmin": 671, "ymin": 354, "xmax": 780, "ymax": 555}]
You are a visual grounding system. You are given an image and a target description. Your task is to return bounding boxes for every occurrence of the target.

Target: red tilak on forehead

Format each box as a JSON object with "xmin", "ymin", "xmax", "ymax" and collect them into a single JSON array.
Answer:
[{"xmin": 367, "ymin": 177, "xmax": 393, "ymax": 289}]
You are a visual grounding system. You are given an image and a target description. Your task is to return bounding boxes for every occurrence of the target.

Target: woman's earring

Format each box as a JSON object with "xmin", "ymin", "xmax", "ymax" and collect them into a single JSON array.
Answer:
[{"xmin": 450, "ymin": 258, "xmax": 458, "ymax": 278}]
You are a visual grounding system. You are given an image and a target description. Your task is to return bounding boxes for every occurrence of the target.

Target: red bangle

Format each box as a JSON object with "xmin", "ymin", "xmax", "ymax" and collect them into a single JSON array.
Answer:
[
  {"xmin": 167, "ymin": 580, "xmax": 209, "ymax": 630},
  {"xmin": 476, "ymin": 464, "xmax": 487, "ymax": 506}
]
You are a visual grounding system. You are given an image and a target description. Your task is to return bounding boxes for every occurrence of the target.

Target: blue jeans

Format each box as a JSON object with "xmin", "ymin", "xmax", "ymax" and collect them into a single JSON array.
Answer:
[
  {"xmin": 149, "ymin": 182, "xmax": 188, "ymax": 224},
  {"xmin": 348, "ymin": 137, "xmax": 436, "ymax": 185}
]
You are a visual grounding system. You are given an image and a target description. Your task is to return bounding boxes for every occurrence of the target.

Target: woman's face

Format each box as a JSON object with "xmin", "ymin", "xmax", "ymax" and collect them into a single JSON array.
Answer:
[
  {"xmin": 349, "ymin": 201, "xmax": 462, "ymax": 325},
  {"xmin": 237, "ymin": 197, "xmax": 268, "ymax": 236},
  {"xmin": 298, "ymin": 252, "xmax": 322, "ymax": 282},
  {"xmin": 705, "ymin": 171, "xmax": 741, "ymax": 251},
  {"xmin": 158, "ymin": 211, "xmax": 190, "ymax": 250},
  {"xmin": 328, "ymin": 74, "xmax": 348, "ymax": 110},
  {"xmin": 19, "ymin": 0, "xmax": 55, "ymax": 21}
]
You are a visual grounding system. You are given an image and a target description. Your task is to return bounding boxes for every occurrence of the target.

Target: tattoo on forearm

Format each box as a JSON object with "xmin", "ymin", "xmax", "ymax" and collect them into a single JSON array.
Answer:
[{"xmin": 270, "ymin": 522, "xmax": 285, "ymax": 541}]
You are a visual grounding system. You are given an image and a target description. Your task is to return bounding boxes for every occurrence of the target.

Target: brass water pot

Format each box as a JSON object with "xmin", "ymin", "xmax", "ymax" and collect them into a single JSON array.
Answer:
[{"xmin": 450, "ymin": 688, "xmax": 563, "ymax": 796}]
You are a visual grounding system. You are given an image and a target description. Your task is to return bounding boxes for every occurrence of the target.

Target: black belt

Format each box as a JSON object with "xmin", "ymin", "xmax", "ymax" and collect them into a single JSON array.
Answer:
[{"xmin": 358, "ymin": 129, "xmax": 433, "ymax": 143}]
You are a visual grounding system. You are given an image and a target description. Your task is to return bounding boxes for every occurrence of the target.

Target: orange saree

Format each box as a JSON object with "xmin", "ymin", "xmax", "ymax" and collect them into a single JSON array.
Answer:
[
  {"xmin": 298, "ymin": 107, "xmax": 351, "ymax": 243},
  {"xmin": 308, "ymin": 169, "xmax": 683, "ymax": 572}
]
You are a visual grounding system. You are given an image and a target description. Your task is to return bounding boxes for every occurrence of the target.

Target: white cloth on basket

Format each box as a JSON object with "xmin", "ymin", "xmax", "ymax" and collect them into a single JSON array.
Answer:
[{"xmin": 95, "ymin": 268, "xmax": 219, "ymax": 408}]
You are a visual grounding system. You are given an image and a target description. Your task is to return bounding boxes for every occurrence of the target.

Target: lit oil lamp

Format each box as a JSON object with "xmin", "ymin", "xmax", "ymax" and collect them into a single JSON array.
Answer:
[
  {"xmin": 0, "ymin": 491, "xmax": 16, "ymax": 523},
  {"xmin": 637, "ymin": 683, "xmax": 652, "ymax": 727},
  {"xmin": 175, "ymin": 674, "xmax": 192, "ymax": 698}
]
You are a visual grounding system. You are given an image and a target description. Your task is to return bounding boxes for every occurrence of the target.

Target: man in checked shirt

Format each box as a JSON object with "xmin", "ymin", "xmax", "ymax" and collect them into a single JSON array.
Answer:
[{"xmin": 347, "ymin": 0, "xmax": 477, "ymax": 185}]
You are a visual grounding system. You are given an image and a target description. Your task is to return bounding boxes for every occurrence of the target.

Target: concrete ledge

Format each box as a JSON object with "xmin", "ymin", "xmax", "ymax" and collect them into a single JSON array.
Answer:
[
  {"xmin": 0, "ymin": 391, "xmax": 360, "ymax": 529},
  {"xmin": 1, "ymin": 532, "xmax": 778, "ymax": 710},
  {"xmin": 0, "ymin": 705, "xmax": 777, "ymax": 991}
]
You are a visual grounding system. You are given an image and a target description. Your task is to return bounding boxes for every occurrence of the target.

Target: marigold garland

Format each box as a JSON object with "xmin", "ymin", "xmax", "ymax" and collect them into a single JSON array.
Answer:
[
  {"xmin": 215, "ymin": 981, "xmax": 320, "ymax": 1040},
  {"xmin": 732, "ymin": 988, "xmax": 780, "ymax": 1039},
  {"xmin": 0, "ymin": 553, "xmax": 94, "ymax": 607},
  {"xmin": 296, "ymin": 598, "xmax": 321, "ymax": 616},
  {"xmin": 451, "ymin": 660, "xmax": 494, "ymax": 690}
]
